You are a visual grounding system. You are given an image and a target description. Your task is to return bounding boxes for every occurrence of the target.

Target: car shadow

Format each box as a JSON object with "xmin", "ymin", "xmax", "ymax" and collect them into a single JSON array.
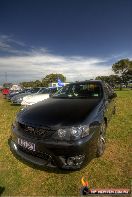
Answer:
[
  {"xmin": 10, "ymin": 103, "xmax": 21, "ymax": 106},
  {"xmin": 0, "ymin": 186, "xmax": 5, "ymax": 196}
]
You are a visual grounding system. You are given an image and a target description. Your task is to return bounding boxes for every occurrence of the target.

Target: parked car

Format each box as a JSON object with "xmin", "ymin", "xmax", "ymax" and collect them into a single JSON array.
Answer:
[
  {"xmin": 6, "ymin": 88, "xmax": 31, "ymax": 101},
  {"xmin": 11, "ymin": 87, "xmax": 41, "ymax": 105},
  {"xmin": 9, "ymin": 80, "xmax": 117, "ymax": 170},
  {"xmin": 21, "ymin": 87, "xmax": 59, "ymax": 107},
  {"xmin": 128, "ymin": 81, "xmax": 132, "ymax": 89},
  {"xmin": 2, "ymin": 88, "xmax": 10, "ymax": 96},
  {"xmin": 10, "ymin": 84, "xmax": 23, "ymax": 91}
]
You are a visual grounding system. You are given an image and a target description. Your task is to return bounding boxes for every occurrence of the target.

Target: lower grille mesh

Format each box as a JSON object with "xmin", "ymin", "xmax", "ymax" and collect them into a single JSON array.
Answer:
[{"xmin": 19, "ymin": 145, "xmax": 52, "ymax": 161}]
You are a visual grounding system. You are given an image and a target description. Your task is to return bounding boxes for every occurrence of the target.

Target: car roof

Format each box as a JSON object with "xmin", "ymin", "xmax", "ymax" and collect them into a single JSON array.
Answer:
[{"xmin": 68, "ymin": 80, "xmax": 103, "ymax": 85}]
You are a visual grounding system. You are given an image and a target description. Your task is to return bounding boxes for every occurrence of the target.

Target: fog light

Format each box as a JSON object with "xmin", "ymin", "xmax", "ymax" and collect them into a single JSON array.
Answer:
[
  {"xmin": 67, "ymin": 157, "xmax": 75, "ymax": 166},
  {"xmin": 74, "ymin": 155, "xmax": 85, "ymax": 165},
  {"xmin": 67, "ymin": 155, "xmax": 85, "ymax": 166}
]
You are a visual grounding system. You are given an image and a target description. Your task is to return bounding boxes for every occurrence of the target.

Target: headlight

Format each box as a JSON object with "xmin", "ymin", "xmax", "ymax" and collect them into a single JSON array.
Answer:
[
  {"xmin": 58, "ymin": 129, "xmax": 67, "ymax": 138},
  {"xmin": 18, "ymin": 98, "xmax": 22, "ymax": 101},
  {"xmin": 54, "ymin": 126, "xmax": 90, "ymax": 141},
  {"xmin": 81, "ymin": 126, "xmax": 90, "ymax": 138},
  {"xmin": 70, "ymin": 127, "xmax": 82, "ymax": 139}
]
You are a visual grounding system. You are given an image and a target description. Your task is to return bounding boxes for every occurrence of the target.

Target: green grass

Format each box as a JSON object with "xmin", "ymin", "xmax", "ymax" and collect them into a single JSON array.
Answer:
[{"xmin": 0, "ymin": 91, "xmax": 132, "ymax": 196}]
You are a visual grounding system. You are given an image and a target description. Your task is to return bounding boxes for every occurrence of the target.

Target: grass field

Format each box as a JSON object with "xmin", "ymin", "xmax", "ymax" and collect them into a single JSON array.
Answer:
[{"xmin": 0, "ymin": 90, "xmax": 132, "ymax": 196}]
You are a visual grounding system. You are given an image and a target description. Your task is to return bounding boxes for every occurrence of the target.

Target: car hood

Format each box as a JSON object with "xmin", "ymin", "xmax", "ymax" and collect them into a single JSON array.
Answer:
[
  {"xmin": 23, "ymin": 94, "xmax": 49, "ymax": 101},
  {"xmin": 27, "ymin": 94, "xmax": 49, "ymax": 103},
  {"xmin": 18, "ymin": 98, "xmax": 101, "ymax": 127},
  {"xmin": 12, "ymin": 93, "xmax": 31, "ymax": 100},
  {"xmin": 22, "ymin": 93, "xmax": 39, "ymax": 100}
]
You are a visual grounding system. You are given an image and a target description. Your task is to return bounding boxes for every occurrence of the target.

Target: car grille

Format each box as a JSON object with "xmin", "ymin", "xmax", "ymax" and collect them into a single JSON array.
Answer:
[
  {"xmin": 18, "ymin": 123, "xmax": 55, "ymax": 138},
  {"xmin": 19, "ymin": 145, "xmax": 52, "ymax": 161}
]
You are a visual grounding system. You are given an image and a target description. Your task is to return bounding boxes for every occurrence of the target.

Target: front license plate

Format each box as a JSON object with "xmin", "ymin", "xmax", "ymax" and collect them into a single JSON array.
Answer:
[{"xmin": 17, "ymin": 138, "xmax": 36, "ymax": 151}]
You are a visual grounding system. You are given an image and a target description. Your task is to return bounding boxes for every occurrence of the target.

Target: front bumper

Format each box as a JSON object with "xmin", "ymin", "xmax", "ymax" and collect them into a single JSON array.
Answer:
[
  {"xmin": 9, "ymin": 127, "xmax": 99, "ymax": 170},
  {"xmin": 11, "ymin": 100, "xmax": 22, "ymax": 105},
  {"xmin": 21, "ymin": 101, "xmax": 33, "ymax": 106},
  {"xmin": 9, "ymin": 139, "xmax": 56, "ymax": 168}
]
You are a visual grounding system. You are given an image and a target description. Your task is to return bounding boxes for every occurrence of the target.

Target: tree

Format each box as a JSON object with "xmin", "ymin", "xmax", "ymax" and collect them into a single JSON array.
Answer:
[
  {"xmin": 112, "ymin": 59, "xmax": 130, "ymax": 75},
  {"xmin": 125, "ymin": 62, "xmax": 132, "ymax": 78},
  {"xmin": 20, "ymin": 81, "xmax": 36, "ymax": 88},
  {"xmin": 33, "ymin": 80, "xmax": 42, "ymax": 87},
  {"xmin": 42, "ymin": 73, "xmax": 66, "ymax": 87},
  {"xmin": 112, "ymin": 59, "xmax": 132, "ymax": 89},
  {"xmin": 3, "ymin": 83, "xmax": 12, "ymax": 88},
  {"xmin": 95, "ymin": 75, "xmax": 121, "ymax": 88},
  {"xmin": 21, "ymin": 73, "xmax": 66, "ymax": 88},
  {"xmin": 20, "ymin": 80, "xmax": 42, "ymax": 88},
  {"xmin": 95, "ymin": 76, "xmax": 110, "ymax": 83}
]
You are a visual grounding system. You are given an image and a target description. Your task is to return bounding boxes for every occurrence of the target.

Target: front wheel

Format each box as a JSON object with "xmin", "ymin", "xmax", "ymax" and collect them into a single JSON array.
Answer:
[{"xmin": 96, "ymin": 121, "xmax": 106, "ymax": 157}]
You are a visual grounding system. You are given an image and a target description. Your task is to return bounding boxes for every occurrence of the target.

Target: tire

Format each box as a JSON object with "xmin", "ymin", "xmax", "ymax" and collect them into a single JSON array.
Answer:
[{"xmin": 96, "ymin": 121, "xmax": 106, "ymax": 157}]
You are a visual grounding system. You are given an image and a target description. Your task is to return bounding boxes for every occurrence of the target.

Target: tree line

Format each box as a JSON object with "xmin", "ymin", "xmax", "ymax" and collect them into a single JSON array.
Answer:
[
  {"xmin": 20, "ymin": 73, "xmax": 66, "ymax": 88},
  {"xmin": 96, "ymin": 58, "xmax": 132, "ymax": 89},
  {"xmin": 20, "ymin": 58, "xmax": 132, "ymax": 89}
]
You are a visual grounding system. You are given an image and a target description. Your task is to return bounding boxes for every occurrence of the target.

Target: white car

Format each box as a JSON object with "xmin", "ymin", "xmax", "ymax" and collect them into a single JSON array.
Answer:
[{"xmin": 21, "ymin": 87, "xmax": 58, "ymax": 107}]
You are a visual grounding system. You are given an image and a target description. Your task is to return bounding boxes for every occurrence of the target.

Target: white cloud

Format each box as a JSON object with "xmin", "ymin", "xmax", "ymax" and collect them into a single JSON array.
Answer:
[
  {"xmin": 0, "ymin": 34, "xmax": 26, "ymax": 54},
  {"xmin": 0, "ymin": 34, "xmax": 26, "ymax": 47},
  {"xmin": 0, "ymin": 51, "xmax": 113, "ymax": 83},
  {"xmin": 0, "ymin": 34, "xmax": 116, "ymax": 84}
]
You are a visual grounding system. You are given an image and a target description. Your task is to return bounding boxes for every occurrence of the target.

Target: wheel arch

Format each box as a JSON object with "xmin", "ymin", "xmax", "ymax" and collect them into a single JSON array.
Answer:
[{"xmin": 104, "ymin": 117, "xmax": 107, "ymax": 127}]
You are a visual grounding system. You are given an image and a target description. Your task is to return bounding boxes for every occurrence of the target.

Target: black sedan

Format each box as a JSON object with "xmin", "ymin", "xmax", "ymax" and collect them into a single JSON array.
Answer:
[{"xmin": 9, "ymin": 80, "xmax": 117, "ymax": 170}]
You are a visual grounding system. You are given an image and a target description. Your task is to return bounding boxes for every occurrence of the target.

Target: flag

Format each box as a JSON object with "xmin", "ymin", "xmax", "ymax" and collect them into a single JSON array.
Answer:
[{"xmin": 58, "ymin": 78, "xmax": 64, "ymax": 87}]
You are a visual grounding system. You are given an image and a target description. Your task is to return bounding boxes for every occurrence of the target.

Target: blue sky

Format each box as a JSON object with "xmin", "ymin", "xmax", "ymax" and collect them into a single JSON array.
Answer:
[{"xmin": 0, "ymin": 0, "xmax": 132, "ymax": 84}]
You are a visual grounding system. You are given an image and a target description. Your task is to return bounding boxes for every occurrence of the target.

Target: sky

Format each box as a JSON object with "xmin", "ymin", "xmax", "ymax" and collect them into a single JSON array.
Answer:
[{"xmin": 0, "ymin": 0, "xmax": 132, "ymax": 84}]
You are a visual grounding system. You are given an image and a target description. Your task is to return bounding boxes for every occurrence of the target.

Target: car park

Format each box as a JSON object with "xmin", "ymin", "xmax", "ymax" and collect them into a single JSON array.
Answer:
[
  {"xmin": 11, "ymin": 87, "xmax": 41, "ymax": 105},
  {"xmin": 9, "ymin": 80, "xmax": 117, "ymax": 170},
  {"xmin": 6, "ymin": 88, "xmax": 31, "ymax": 101}
]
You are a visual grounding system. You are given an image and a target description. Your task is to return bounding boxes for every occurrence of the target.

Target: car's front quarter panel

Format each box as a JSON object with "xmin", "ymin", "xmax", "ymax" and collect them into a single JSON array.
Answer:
[{"xmin": 83, "ymin": 98, "xmax": 105, "ymax": 127}]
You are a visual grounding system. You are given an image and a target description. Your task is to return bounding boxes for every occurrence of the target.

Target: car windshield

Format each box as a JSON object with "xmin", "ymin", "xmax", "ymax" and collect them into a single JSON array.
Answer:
[
  {"xmin": 30, "ymin": 88, "xmax": 40, "ymax": 93},
  {"xmin": 48, "ymin": 87, "xmax": 58, "ymax": 94},
  {"xmin": 20, "ymin": 89, "xmax": 29, "ymax": 93},
  {"xmin": 24, "ymin": 89, "xmax": 32, "ymax": 93},
  {"xmin": 37, "ymin": 87, "xmax": 58, "ymax": 94},
  {"xmin": 53, "ymin": 82, "xmax": 103, "ymax": 99},
  {"xmin": 38, "ymin": 88, "xmax": 48, "ymax": 94}
]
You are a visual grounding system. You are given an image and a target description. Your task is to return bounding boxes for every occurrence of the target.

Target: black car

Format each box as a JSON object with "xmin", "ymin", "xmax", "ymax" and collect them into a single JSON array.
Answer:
[{"xmin": 9, "ymin": 80, "xmax": 117, "ymax": 170}]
